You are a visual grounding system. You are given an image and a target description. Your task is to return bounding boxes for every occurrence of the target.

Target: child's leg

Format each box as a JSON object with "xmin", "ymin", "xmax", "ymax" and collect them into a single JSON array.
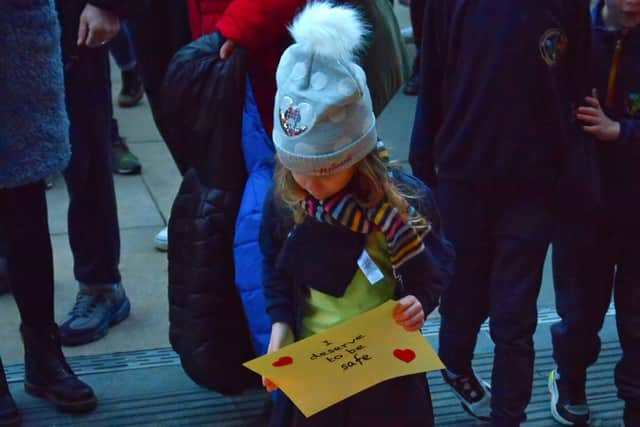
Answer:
[
  {"xmin": 550, "ymin": 218, "xmax": 615, "ymax": 384},
  {"xmin": 436, "ymin": 181, "xmax": 492, "ymax": 376},
  {"xmin": 487, "ymin": 183, "xmax": 555, "ymax": 425},
  {"xmin": 613, "ymin": 227, "xmax": 640, "ymax": 411}
]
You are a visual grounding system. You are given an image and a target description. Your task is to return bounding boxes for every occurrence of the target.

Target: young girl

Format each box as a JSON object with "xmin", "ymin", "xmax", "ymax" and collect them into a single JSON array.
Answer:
[{"xmin": 259, "ymin": 3, "xmax": 455, "ymax": 425}]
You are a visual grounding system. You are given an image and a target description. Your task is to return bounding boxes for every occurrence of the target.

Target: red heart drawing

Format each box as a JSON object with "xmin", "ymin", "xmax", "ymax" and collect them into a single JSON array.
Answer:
[
  {"xmin": 393, "ymin": 348, "xmax": 416, "ymax": 363},
  {"xmin": 272, "ymin": 356, "xmax": 294, "ymax": 367}
]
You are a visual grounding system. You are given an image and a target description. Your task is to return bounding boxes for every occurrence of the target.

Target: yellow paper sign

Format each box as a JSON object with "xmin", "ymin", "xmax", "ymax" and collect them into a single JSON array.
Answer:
[{"xmin": 243, "ymin": 300, "xmax": 444, "ymax": 417}]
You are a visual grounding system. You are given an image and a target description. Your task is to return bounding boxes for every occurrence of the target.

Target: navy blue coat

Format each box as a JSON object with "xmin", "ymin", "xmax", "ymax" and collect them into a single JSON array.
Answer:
[
  {"xmin": 259, "ymin": 171, "xmax": 453, "ymax": 426},
  {"xmin": 410, "ymin": 0, "xmax": 592, "ymax": 187},
  {"xmin": 259, "ymin": 171, "xmax": 455, "ymax": 338},
  {"xmin": 591, "ymin": 1, "xmax": 640, "ymax": 226}
]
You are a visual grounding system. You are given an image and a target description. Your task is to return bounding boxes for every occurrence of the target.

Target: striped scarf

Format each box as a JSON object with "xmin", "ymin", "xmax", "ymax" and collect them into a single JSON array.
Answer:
[{"xmin": 303, "ymin": 189, "xmax": 430, "ymax": 269}]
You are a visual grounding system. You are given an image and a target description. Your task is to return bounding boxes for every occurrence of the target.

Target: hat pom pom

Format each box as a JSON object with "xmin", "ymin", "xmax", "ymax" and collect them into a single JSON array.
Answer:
[{"xmin": 289, "ymin": 2, "xmax": 367, "ymax": 62}]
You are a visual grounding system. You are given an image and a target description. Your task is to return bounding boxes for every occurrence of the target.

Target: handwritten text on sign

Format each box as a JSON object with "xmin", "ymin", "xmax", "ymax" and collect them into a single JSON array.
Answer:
[{"xmin": 243, "ymin": 301, "xmax": 444, "ymax": 417}]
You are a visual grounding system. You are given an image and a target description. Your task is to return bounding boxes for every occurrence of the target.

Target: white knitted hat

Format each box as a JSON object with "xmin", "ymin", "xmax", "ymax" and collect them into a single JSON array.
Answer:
[{"xmin": 273, "ymin": 2, "xmax": 377, "ymax": 176}]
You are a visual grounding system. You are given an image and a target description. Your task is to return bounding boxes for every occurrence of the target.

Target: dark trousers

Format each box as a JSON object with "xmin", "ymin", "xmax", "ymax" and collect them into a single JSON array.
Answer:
[
  {"xmin": 552, "ymin": 217, "xmax": 640, "ymax": 407},
  {"xmin": 63, "ymin": 47, "xmax": 121, "ymax": 286},
  {"xmin": 409, "ymin": 0, "xmax": 425, "ymax": 74},
  {"xmin": 437, "ymin": 181, "xmax": 554, "ymax": 426},
  {"xmin": 290, "ymin": 374, "xmax": 433, "ymax": 427},
  {"xmin": 410, "ymin": 0, "xmax": 425, "ymax": 48},
  {"xmin": 128, "ymin": 0, "xmax": 192, "ymax": 174},
  {"xmin": 0, "ymin": 181, "xmax": 54, "ymax": 327}
]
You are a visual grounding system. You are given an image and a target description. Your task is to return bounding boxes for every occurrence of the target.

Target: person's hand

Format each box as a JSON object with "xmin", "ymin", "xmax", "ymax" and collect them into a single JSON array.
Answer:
[
  {"xmin": 77, "ymin": 4, "xmax": 121, "ymax": 48},
  {"xmin": 576, "ymin": 89, "xmax": 621, "ymax": 142},
  {"xmin": 393, "ymin": 295, "xmax": 425, "ymax": 332},
  {"xmin": 262, "ymin": 322, "xmax": 294, "ymax": 393},
  {"xmin": 220, "ymin": 40, "xmax": 236, "ymax": 60}
]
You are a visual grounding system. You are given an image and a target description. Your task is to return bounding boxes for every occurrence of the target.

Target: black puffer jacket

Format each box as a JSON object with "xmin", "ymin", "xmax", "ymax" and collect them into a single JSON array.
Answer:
[
  {"xmin": 168, "ymin": 170, "xmax": 256, "ymax": 394},
  {"xmin": 164, "ymin": 33, "xmax": 256, "ymax": 393}
]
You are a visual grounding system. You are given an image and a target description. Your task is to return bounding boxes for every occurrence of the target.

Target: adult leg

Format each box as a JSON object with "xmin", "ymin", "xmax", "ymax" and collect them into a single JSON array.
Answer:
[
  {"xmin": 0, "ymin": 182, "xmax": 54, "ymax": 327},
  {"xmin": 488, "ymin": 184, "xmax": 554, "ymax": 426},
  {"xmin": 551, "ymin": 218, "xmax": 613, "ymax": 381},
  {"xmin": 128, "ymin": 0, "xmax": 192, "ymax": 174},
  {"xmin": 109, "ymin": 21, "xmax": 144, "ymax": 108},
  {"xmin": 0, "ymin": 182, "xmax": 97, "ymax": 413},
  {"xmin": 0, "ymin": 182, "xmax": 53, "ymax": 425},
  {"xmin": 548, "ymin": 216, "xmax": 614, "ymax": 424},
  {"xmin": 60, "ymin": 47, "xmax": 130, "ymax": 346},
  {"xmin": 437, "ymin": 181, "xmax": 493, "ymax": 420},
  {"xmin": 437, "ymin": 181, "xmax": 492, "ymax": 375},
  {"xmin": 403, "ymin": 0, "xmax": 425, "ymax": 95},
  {"xmin": 63, "ymin": 47, "xmax": 121, "ymax": 286},
  {"xmin": 409, "ymin": 0, "xmax": 425, "ymax": 49}
]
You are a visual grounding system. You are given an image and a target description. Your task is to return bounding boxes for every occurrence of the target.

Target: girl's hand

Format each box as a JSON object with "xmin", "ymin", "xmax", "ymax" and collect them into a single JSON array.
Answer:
[
  {"xmin": 393, "ymin": 295, "xmax": 425, "ymax": 332},
  {"xmin": 576, "ymin": 90, "xmax": 621, "ymax": 142},
  {"xmin": 262, "ymin": 322, "xmax": 294, "ymax": 393}
]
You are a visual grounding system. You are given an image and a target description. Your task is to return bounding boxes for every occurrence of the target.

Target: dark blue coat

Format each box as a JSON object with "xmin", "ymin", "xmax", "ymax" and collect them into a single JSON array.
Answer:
[
  {"xmin": 410, "ymin": 0, "xmax": 592, "ymax": 187},
  {"xmin": 591, "ymin": 1, "xmax": 640, "ymax": 226},
  {"xmin": 258, "ymin": 171, "xmax": 453, "ymax": 426},
  {"xmin": 259, "ymin": 171, "xmax": 455, "ymax": 337}
]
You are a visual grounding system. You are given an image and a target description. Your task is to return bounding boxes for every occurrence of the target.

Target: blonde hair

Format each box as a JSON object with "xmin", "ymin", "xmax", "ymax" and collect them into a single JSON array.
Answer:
[{"xmin": 274, "ymin": 151, "xmax": 430, "ymax": 231}]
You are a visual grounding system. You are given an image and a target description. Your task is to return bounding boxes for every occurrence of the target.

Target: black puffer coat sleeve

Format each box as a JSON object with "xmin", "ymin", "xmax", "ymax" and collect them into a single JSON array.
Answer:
[
  {"xmin": 259, "ymin": 189, "xmax": 295, "ymax": 328},
  {"xmin": 168, "ymin": 170, "xmax": 256, "ymax": 394}
]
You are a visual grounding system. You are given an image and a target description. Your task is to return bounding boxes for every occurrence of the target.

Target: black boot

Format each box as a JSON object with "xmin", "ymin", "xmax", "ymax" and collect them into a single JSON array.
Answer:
[
  {"xmin": 20, "ymin": 324, "xmax": 97, "ymax": 413},
  {"xmin": 117, "ymin": 66, "xmax": 144, "ymax": 108},
  {"xmin": 0, "ymin": 358, "xmax": 20, "ymax": 427}
]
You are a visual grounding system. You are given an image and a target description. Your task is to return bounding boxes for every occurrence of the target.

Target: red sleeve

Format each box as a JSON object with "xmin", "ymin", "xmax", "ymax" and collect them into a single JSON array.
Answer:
[
  {"xmin": 216, "ymin": 0, "xmax": 307, "ymax": 49},
  {"xmin": 186, "ymin": 0, "xmax": 202, "ymax": 40}
]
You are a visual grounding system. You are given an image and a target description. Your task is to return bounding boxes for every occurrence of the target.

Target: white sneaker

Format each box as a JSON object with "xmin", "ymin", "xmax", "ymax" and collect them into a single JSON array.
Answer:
[
  {"xmin": 441, "ymin": 369, "xmax": 492, "ymax": 422},
  {"xmin": 154, "ymin": 226, "xmax": 168, "ymax": 252}
]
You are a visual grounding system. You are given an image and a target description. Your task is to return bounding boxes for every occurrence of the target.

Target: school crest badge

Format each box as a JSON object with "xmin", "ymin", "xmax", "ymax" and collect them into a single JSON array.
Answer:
[
  {"xmin": 626, "ymin": 93, "xmax": 640, "ymax": 116},
  {"xmin": 539, "ymin": 29, "xmax": 569, "ymax": 66}
]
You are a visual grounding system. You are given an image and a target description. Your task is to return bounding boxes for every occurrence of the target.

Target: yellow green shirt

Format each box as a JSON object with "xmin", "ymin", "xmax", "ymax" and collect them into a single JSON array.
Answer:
[{"xmin": 301, "ymin": 232, "xmax": 396, "ymax": 338}]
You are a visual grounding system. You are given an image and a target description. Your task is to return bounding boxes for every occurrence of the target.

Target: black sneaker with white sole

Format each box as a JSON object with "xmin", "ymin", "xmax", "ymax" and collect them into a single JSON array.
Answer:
[
  {"xmin": 548, "ymin": 368, "xmax": 590, "ymax": 426},
  {"xmin": 441, "ymin": 369, "xmax": 492, "ymax": 422}
]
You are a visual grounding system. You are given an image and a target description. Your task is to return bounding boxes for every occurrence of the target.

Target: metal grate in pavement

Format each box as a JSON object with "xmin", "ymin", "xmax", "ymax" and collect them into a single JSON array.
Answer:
[
  {"xmin": 4, "ymin": 347, "xmax": 181, "ymax": 384},
  {"xmin": 4, "ymin": 303, "xmax": 616, "ymax": 383},
  {"xmin": 10, "ymin": 341, "xmax": 624, "ymax": 426}
]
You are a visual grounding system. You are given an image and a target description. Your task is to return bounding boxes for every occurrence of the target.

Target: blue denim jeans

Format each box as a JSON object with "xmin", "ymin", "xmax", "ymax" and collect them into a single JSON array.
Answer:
[{"xmin": 108, "ymin": 20, "xmax": 137, "ymax": 71}]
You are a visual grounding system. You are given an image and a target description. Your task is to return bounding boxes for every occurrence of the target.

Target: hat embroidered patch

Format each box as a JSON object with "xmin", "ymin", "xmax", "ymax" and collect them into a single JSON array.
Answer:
[{"xmin": 280, "ymin": 96, "xmax": 314, "ymax": 137}]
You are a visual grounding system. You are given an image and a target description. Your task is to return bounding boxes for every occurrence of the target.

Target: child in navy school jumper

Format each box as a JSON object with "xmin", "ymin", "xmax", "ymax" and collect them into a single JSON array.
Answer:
[
  {"xmin": 409, "ymin": 1, "xmax": 594, "ymax": 425},
  {"xmin": 550, "ymin": 1, "xmax": 640, "ymax": 425},
  {"xmin": 259, "ymin": 3, "xmax": 455, "ymax": 426}
]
